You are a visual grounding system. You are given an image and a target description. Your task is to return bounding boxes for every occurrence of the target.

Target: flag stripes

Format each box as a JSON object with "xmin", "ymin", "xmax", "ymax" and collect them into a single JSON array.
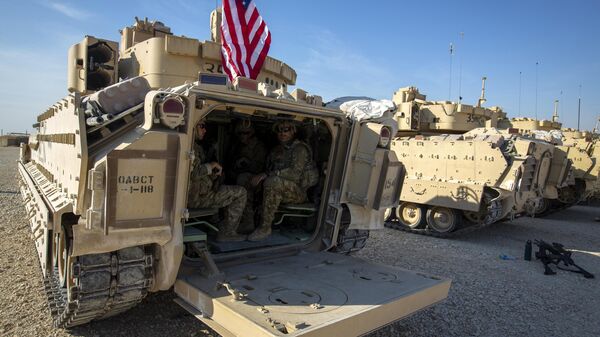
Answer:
[{"xmin": 220, "ymin": 0, "xmax": 271, "ymax": 81}]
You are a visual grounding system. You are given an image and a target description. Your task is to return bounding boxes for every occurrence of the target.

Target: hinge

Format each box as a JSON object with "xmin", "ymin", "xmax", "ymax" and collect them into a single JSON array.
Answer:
[{"xmin": 88, "ymin": 169, "xmax": 104, "ymax": 190}]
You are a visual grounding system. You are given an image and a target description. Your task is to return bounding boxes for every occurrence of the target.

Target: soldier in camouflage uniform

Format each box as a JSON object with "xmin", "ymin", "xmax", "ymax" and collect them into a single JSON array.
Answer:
[
  {"xmin": 247, "ymin": 121, "xmax": 316, "ymax": 241},
  {"xmin": 188, "ymin": 120, "xmax": 247, "ymax": 242},
  {"xmin": 229, "ymin": 121, "xmax": 268, "ymax": 233}
]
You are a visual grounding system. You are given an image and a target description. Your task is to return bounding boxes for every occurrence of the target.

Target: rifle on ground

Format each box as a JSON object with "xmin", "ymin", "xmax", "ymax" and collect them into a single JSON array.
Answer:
[{"xmin": 533, "ymin": 240, "xmax": 595, "ymax": 279}]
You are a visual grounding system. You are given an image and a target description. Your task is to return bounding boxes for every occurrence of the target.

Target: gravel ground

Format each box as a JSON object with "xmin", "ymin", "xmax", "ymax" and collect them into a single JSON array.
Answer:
[{"xmin": 1, "ymin": 146, "xmax": 599, "ymax": 337}]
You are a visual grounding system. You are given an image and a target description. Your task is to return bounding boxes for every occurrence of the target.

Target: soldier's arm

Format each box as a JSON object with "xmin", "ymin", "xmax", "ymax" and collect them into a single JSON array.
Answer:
[
  {"xmin": 274, "ymin": 145, "xmax": 308, "ymax": 181},
  {"xmin": 193, "ymin": 161, "xmax": 212, "ymax": 176},
  {"xmin": 248, "ymin": 142, "xmax": 268, "ymax": 173}
]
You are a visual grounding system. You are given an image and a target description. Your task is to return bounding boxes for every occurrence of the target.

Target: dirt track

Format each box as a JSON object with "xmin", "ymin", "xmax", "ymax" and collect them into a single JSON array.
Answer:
[{"xmin": 1, "ymin": 146, "xmax": 599, "ymax": 337}]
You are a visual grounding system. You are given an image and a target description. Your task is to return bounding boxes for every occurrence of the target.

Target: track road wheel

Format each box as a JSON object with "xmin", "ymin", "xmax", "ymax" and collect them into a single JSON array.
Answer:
[
  {"xmin": 463, "ymin": 211, "xmax": 483, "ymax": 224},
  {"xmin": 426, "ymin": 206, "xmax": 459, "ymax": 233},
  {"xmin": 533, "ymin": 198, "xmax": 551, "ymax": 217},
  {"xmin": 383, "ymin": 207, "xmax": 396, "ymax": 221},
  {"xmin": 396, "ymin": 202, "xmax": 425, "ymax": 228}
]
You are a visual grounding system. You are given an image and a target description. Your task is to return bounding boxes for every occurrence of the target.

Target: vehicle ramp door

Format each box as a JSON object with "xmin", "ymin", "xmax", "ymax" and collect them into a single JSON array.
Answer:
[{"xmin": 174, "ymin": 251, "xmax": 450, "ymax": 337}]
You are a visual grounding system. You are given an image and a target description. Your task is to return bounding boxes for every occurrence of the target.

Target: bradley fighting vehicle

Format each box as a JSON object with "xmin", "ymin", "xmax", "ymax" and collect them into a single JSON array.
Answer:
[
  {"xmin": 561, "ymin": 129, "xmax": 600, "ymax": 199},
  {"xmin": 17, "ymin": 12, "xmax": 451, "ymax": 336},
  {"xmin": 384, "ymin": 85, "xmax": 556, "ymax": 236},
  {"xmin": 497, "ymin": 108, "xmax": 598, "ymax": 209}
]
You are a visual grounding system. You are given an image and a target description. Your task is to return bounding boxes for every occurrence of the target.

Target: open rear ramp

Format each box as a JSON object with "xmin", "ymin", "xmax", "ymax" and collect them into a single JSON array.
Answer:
[{"xmin": 174, "ymin": 251, "xmax": 450, "ymax": 337}]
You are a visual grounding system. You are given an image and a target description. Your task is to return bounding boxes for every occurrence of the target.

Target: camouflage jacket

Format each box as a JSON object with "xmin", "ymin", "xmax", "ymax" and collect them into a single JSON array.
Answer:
[
  {"xmin": 231, "ymin": 137, "xmax": 268, "ymax": 176},
  {"xmin": 267, "ymin": 139, "xmax": 317, "ymax": 188},
  {"xmin": 190, "ymin": 141, "xmax": 218, "ymax": 196}
]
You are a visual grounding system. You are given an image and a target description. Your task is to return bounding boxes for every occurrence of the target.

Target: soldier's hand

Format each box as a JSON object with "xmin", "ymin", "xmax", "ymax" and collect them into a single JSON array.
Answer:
[
  {"xmin": 251, "ymin": 173, "xmax": 267, "ymax": 187},
  {"xmin": 209, "ymin": 162, "xmax": 223, "ymax": 176},
  {"xmin": 235, "ymin": 157, "xmax": 249, "ymax": 169}
]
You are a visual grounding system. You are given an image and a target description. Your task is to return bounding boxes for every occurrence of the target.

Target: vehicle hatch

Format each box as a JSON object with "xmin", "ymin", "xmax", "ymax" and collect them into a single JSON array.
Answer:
[{"xmin": 175, "ymin": 251, "xmax": 450, "ymax": 337}]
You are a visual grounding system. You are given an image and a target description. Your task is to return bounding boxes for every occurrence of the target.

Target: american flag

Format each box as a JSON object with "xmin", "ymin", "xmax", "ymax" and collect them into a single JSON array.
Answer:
[{"xmin": 220, "ymin": 0, "xmax": 271, "ymax": 82}]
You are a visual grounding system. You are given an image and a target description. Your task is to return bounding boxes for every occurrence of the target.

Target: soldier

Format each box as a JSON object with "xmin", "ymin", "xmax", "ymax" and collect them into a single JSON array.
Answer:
[
  {"xmin": 188, "ymin": 120, "xmax": 247, "ymax": 242},
  {"xmin": 229, "ymin": 121, "xmax": 268, "ymax": 233},
  {"xmin": 230, "ymin": 120, "xmax": 268, "ymax": 181},
  {"xmin": 247, "ymin": 120, "xmax": 318, "ymax": 241}
]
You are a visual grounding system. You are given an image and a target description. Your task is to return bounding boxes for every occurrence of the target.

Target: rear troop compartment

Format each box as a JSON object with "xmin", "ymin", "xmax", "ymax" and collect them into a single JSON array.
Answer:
[{"xmin": 182, "ymin": 106, "xmax": 334, "ymax": 256}]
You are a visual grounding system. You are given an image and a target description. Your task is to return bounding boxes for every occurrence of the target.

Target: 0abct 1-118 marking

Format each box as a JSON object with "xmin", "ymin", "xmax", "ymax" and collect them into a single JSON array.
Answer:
[{"xmin": 118, "ymin": 175, "xmax": 155, "ymax": 194}]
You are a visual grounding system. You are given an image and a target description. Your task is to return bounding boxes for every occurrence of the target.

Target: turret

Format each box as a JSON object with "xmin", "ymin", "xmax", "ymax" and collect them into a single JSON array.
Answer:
[
  {"xmin": 66, "ymin": 11, "xmax": 297, "ymax": 94},
  {"xmin": 392, "ymin": 85, "xmax": 504, "ymax": 134}
]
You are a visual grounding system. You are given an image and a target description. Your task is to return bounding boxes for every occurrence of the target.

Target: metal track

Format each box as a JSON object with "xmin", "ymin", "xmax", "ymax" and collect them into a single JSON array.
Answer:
[
  {"xmin": 385, "ymin": 219, "xmax": 492, "ymax": 238},
  {"xmin": 43, "ymin": 246, "xmax": 154, "ymax": 328},
  {"xmin": 332, "ymin": 229, "xmax": 370, "ymax": 255}
]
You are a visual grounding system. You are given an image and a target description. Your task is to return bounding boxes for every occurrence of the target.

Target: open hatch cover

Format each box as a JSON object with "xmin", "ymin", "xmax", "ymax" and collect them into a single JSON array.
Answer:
[{"xmin": 174, "ymin": 251, "xmax": 450, "ymax": 337}]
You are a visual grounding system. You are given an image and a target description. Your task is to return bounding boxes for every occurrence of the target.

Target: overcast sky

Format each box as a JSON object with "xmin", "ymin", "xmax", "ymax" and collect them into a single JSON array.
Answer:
[{"xmin": 1, "ymin": 0, "xmax": 599, "ymax": 133}]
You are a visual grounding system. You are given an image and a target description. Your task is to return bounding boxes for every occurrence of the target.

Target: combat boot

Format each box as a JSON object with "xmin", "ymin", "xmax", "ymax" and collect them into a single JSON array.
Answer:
[
  {"xmin": 237, "ymin": 209, "xmax": 256, "ymax": 234},
  {"xmin": 216, "ymin": 230, "xmax": 246, "ymax": 242},
  {"xmin": 216, "ymin": 222, "xmax": 246, "ymax": 242},
  {"xmin": 247, "ymin": 225, "xmax": 271, "ymax": 242}
]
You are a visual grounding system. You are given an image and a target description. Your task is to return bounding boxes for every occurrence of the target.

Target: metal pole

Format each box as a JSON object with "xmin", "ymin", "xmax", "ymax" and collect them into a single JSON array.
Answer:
[
  {"xmin": 535, "ymin": 62, "xmax": 539, "ymax": 120},
  {"xmin": 458, "ymin": 32, "xmax": 464, "ymax": 103},
  {"xmin": 577, "ymin": 84, "xmax": 582, "ymax": 131},
  {"xmin": 518, "ymin": 71, "xmax": 522, "ymax": 115},
  {"xmin": 449, "ymin": 43, "xmax": 454, "ymax": 101}
]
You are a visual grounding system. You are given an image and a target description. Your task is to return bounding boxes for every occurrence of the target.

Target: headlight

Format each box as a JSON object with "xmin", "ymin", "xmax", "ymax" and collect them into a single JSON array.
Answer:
[
  {"xmin": 379, "ymin": 126, "xmax": 391, "ymax": 148},
  {"xmin": 158, "ymin": 96, "xmax": 186, "ymax": 129}
]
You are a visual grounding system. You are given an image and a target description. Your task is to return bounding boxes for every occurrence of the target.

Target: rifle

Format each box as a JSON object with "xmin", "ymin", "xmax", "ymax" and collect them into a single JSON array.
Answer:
[{"xmin": 533, "ymin": 240, "xmax": 594, "ymax": 279}]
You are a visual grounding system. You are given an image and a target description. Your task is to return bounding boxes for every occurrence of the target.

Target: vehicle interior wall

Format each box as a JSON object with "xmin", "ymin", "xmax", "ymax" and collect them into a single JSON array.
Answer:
[{"xmin": 183, "ymin": 109, "xmax": 334, "ymax": 258}]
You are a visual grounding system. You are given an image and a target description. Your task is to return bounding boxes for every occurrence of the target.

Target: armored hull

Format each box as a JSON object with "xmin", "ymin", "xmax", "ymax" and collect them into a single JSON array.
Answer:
[
  {"xmin": 386, "ymin": 130, "xmax": 551, "ymax": 236},
  {"xmin": 384, "ymin": 87, "xmax": 555, "ymax": 235}
]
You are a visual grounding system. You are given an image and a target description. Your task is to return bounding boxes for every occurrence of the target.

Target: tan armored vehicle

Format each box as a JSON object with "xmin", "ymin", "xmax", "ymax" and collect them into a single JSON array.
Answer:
[
  {"xmin": 560, "ymin": 128, "xmax": 599, "ymax": 199},
  {"xmin": 498, "ymin": 115, "xmax": 597, "ymax": 207},
  {"xmin": 385, "ymin": 86, "xmax": 555, "ymax": 235},
  {"xmin": 17, "ymin": 14, "xmax": 451, "ymax": 336}
]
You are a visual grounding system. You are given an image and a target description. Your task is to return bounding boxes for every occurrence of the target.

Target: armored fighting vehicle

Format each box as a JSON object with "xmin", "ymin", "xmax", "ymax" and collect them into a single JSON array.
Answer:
[
  {"xmin": 17, "ymin": 12, "xmax": 450, "ymax": 336},
  {"xmin": 385, "ymin": 86, "xmax": 555, "ymax": 235},
  {"xmin": 560, "ymin": 128, "xmax": 599, "ymax": 199},
  {"xmin": 498, "ymin": 115, "xmax": 597, "ymax": 208}
]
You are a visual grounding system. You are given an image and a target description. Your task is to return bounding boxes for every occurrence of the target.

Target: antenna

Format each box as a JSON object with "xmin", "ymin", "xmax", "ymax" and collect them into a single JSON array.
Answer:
[
  {"xmin": 448, "ymin": 42, "xmax": 454, "ymax": 101},
  {"xmin": 477, "ymin": 76, "xmax": 487, "ymax": 108},
  {"xmin": 458, "ymin": 32, "xmax": 464, "ymax": 103},
  {"xmin": 559, "ymin": 90, "xmax": 563, "ymax": 121},
  {"xmin": 577, "ymin": 84, "xmax": 582, "ymax": 131},
  {"xmin": 535, "ymin": 61, "xmax": 539, "ymax": 120},
  {"xmin": 518, "ymin": 71, "xmax": 522, "ymax": 115}
]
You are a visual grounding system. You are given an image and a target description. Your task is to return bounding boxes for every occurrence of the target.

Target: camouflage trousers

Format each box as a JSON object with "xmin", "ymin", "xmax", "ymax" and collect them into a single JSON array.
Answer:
[
  {"xmin": 188, "ymin": 183, "xmax": 247, "ymax": 230},
  {"xmin": 236, "ymin": 173, "xmax": 259, "ymax": 232},
  {"xmin": 260, "ymin": 176, "xmax": 306, "ymax": 227}
]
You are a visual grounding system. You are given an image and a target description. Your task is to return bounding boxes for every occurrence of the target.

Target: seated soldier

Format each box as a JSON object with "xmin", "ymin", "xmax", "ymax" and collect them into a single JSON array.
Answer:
[
  {"xmin": 229, "ymin": 121, "xmax": 268, "ymax": 233},
  {"xmin": 188, "ymin": 120, "xmax": 247, "ymax": 242},
  {"xmin": 247, "ymin": 120, "xmax": 319, "ymax": 241}
]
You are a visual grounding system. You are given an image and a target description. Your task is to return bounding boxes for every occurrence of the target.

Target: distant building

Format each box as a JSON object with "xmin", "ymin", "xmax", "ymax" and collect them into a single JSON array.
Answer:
[{"xmin": 0, "ymin": 133, "xmax": 29, "ymax": 147}]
